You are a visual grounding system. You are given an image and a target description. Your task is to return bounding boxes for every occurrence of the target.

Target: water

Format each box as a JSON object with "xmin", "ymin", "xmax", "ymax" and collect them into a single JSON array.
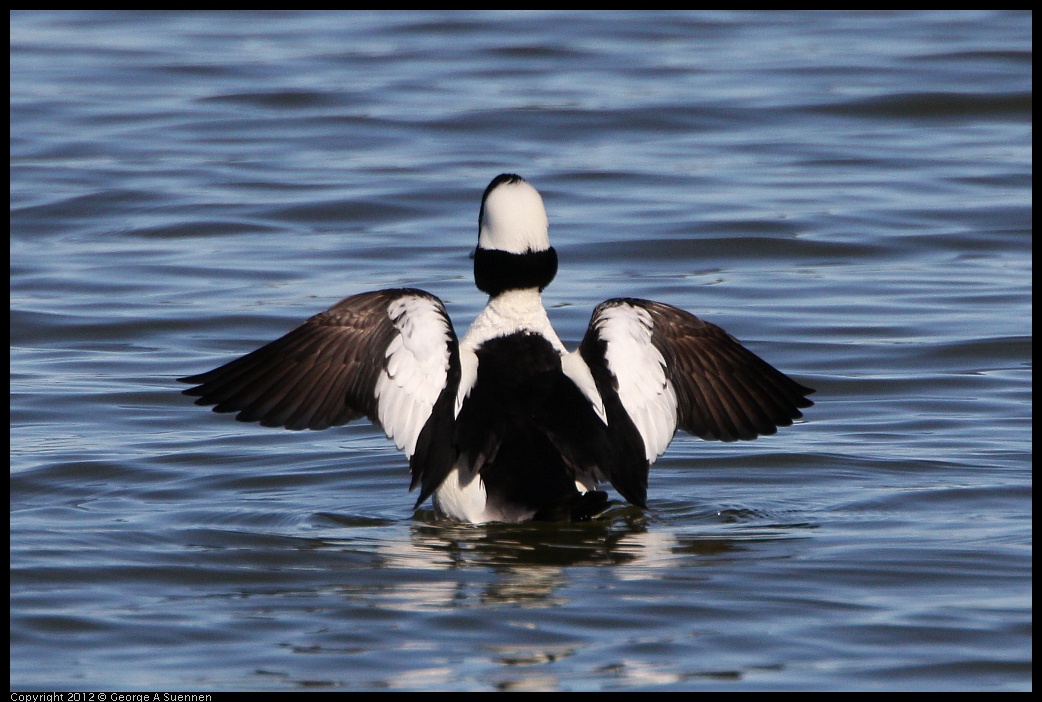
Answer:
[{"xmin": 10, "ymin": 10, "xmax": 1031, "ymax": 691}]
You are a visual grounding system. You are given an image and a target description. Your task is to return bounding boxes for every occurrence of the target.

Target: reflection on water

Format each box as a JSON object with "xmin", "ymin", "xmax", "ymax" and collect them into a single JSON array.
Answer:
[
  {"xmin": 314, "ymin": 507, "xmax": 814, "ymax": 607},
  {"xmin": 275, "ymin": 509, "xmax": 819, "ymax": 689}
]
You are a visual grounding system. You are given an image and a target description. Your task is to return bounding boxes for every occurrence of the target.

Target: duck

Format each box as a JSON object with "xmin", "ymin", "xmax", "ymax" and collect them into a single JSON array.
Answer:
[{"xmin": 180, "ymin": 174, "xmax": 814, "ymax": 523}]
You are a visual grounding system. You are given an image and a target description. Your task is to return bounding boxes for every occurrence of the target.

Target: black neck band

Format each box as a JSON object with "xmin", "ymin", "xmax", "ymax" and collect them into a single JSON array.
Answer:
[{"xmin": 473, "ymin": 247, "xmax": 558, "ymax": 296}]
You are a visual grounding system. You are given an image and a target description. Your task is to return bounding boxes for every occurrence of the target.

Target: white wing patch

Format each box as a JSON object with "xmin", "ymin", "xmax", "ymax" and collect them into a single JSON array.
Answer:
[
  {"xmin": 455, "ymin": 347, "xmax": 478, "ymax": 418},
  {"xmin": 561, "ymin": 350, "xmax": 607, "ymax": 425},
  {"xmin": 596, "ymin": 303, "xmax": 678, "ymax": 462},
  {"xmin": 374, "ymin": 295, "xmax": 452, "ymax": 457}
]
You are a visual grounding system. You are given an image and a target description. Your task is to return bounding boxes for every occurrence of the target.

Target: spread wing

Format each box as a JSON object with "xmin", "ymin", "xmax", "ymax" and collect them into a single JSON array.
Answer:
[
  {"xmin": 578, "ymin": 298, "xmax": 814, "ymax": 505},
  {"xmin": 180, "ymin": 288, "xmax": 461, "ymax": 498}
]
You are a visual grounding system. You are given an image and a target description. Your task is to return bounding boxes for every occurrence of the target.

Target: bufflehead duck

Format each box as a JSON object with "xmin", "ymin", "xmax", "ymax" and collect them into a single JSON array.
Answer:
[{"xmin": 181, "ymin": 174, "xmax": 813, "ymax": 523}]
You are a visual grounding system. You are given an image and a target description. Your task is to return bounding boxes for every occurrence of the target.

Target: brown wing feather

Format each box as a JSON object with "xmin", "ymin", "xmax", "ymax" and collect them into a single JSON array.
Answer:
[
  {"xmin": 632, "ymin": 299, "xmax": 814, "ymax": 442},
  {"xmin": 180, "ymin": 288, "xmax": 438, "ymax": 432}
]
